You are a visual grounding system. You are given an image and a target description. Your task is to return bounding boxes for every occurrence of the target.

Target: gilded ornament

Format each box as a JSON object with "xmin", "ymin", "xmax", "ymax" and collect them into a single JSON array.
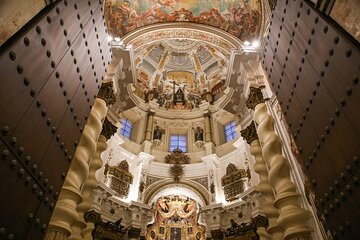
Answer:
[
  {"xmin": 251, "ymin": 214, "xmax": 269, "ymax": 229},
  {"xmin": 101, "ymin": 117, "xmax": 117, "ymax": 140},
  {"xmin": 240, "ymin": 121, "xmax": 258, "ymax": 144},
  {"xmin": 97, "ymin": 82, "xmax": 116, "ymax": 106}
]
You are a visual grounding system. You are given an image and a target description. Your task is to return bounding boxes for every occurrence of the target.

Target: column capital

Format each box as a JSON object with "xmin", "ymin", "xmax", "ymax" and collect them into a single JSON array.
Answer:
[
  {"xmin": 97, "ymin": 82, "xmax": 116, "ymax": 106},
  {"xmin": 245, "ymin": 86, "xmax": 264, "ymax": 110},
  {"xmin": 101, "ymin": 117, "xmax": 118, "ymax": 140},
  {"xmin": 84, "ymin": 210, "xmax": 101, "ymax": 224},
  {"xmin": 252, "ymin": 214, "xmax": 269, "ymax": 228},
  {"xmin": 240, "ymin": 122, "xmax": 258, "ymax": 144}
]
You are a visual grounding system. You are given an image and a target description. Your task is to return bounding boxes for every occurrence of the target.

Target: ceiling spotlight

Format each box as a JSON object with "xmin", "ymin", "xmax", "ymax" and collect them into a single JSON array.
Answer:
[
  {"xmin": 252, "ymin": 40, "xmax": 260, "ymax": 47},
  {"xmin": 106, "ymin": 35, "xmax": 113, "ymax": 42},
  {"xmin": 244, "ymin": 41, "xmax": 250, "ymax": 46},
  {"xmin": 114, "ymin": 37, "xmax": 121, "ymax": 42}
]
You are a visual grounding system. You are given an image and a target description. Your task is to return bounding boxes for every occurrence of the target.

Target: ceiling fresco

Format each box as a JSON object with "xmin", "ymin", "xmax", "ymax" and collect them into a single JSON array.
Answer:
[
  {"xmin": 133, "ymin": 39, "xmax": 228, "ymax": 110},
  {"xmin": 104, "ymin": 0, "xmax": 261, "ymax": 41}
]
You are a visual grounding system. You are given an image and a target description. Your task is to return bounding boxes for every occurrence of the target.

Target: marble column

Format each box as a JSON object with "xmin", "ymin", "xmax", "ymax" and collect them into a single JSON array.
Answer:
[
  {"xmin": 241, "ymin": 122, "xmax": 284, "ymax": 240},
  {"xmin": 246, "ymin": 86, "xmax": 312, "ymax": 240},
  {"xmin": 80, "ymin": 118, "xmax": 117, "ymax": 239},
  {"xmin": 44, "ymin": 82, "xmax": 116, "ymax": 240}
]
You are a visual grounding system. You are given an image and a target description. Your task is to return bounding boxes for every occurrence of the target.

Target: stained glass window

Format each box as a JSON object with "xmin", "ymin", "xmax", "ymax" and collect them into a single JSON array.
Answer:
[
  {"xmin": 169, "ymin": 135, "xmax": 187, "ymax": 152},
  {"xmin": 224, "ymin": 121, "xmax": 237, "ymax": 142},
  {"xmin": 120, "ymin": 118, "xmax": 132, "ymax": 139}
]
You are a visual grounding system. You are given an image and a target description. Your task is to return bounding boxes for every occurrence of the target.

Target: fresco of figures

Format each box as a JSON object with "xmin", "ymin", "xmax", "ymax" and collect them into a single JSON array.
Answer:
[{"xmin": 105, "ymin": 0, "xmax": 261, "ymax": 41}]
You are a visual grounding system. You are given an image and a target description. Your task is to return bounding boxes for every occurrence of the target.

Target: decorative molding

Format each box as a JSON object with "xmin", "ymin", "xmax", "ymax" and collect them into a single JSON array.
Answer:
[
  {"xmin": 245, "ymin": 86, "xmax": 264, "ymax": 110},
  {"xmin": 98, "ymin": 82, "xmax": 116, "ymax": 106},
  {"xmin": 101, "ymin": 117, "xmax": 118, "ymax": 140},
  {"xmin": 240, "ymin": 121, "xmax": 258, "ymax": 144}
]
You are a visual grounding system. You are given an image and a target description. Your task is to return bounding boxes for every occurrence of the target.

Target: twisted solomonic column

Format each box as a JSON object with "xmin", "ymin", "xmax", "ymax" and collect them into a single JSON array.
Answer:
[
  {"xmin": 45, "ymin": 82, "xmax": 116, "ymax": 240},
  {"xmin": 246, "ymin": 86, "xmax": 312, "ymax": 240},
  {"xmin": 76, "ymin": 118, "xmax": 116, "ymax": 240},
  {"xmin": 241, "ymin": 122, "xmax": 284, "ymax": 240}
]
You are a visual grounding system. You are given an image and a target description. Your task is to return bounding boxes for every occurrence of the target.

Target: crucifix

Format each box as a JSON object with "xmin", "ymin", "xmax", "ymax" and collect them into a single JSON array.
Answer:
[{"xmin": 169, "ymin": 80, "xmax": 179, "ymax": 104}]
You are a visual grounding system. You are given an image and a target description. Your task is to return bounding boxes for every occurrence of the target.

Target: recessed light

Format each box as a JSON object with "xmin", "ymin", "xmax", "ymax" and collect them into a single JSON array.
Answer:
[
  {"xmin": 252, "ymin": 40, "xmax": 259, "ymax": 47},
  {"xmin": 244, "ymin": 41, "xmax": 250, "ymax": 46},
  {"xmin": 114, "ymin": 37, "xmax": 121, "ymax": 42},
  {"xmin": 106, "ymin": 36, "xmax": 113, "ymax": 42}
]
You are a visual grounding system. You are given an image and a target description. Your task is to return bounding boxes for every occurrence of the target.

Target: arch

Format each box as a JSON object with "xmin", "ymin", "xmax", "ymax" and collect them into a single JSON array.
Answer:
[{"xmin": 143, "ymin": 179, "xmax": 211, "ymax": 206}]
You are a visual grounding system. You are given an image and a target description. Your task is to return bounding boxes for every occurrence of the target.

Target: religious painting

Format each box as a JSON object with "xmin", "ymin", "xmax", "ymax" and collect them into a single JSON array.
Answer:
[{"xmin": 105, "ymin": 0, "xmax": 261, "ymax": 41}]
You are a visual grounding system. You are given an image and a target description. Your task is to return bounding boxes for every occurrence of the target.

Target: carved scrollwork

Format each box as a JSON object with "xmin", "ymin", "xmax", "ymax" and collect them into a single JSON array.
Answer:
[
  {"xmin": 165, "ymin": 148, "xmax": 190, "ymax": 181},
  {"xmin": 97, "ymin": 82, "xmax": 116, "ymax": 106},
  {"xmin": 240, "ymin": 121, "xmax": 258, "ymax": 144},
  {"xmin": 165, "ymin": 148, "xmax": 190, "ymax": 164},
  {"xmin": 245, "ymin": 86, "xmax": 264, "ymax": 110}
]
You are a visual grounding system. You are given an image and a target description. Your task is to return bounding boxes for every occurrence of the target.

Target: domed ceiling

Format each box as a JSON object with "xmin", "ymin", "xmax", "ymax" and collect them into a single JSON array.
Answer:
[
  {"xmin": 132, "ymin": 38, "xmax": 229, "ymax": 110},
  {"xmin": 104, "ymin": 0, "xmax": 262, "ymax": 42}
]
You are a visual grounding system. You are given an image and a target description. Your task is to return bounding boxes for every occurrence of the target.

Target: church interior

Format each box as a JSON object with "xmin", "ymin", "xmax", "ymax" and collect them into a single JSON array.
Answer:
[{"xmin": 0, "ymin": 0, "xmax": 359, "ymax": 240}]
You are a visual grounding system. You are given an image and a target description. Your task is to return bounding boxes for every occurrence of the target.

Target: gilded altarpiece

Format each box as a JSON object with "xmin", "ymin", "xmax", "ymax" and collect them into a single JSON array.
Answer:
[
  {"xmin": 221, "ymin": 163, "xmax": 250, "ymax": 202},
  {"xmin": 146, "ymin": 195, "xmax": 205, "ymax": 240}
]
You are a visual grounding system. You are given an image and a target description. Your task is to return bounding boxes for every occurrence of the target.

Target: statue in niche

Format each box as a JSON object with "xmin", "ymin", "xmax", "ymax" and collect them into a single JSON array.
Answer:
[
  {"xmin": 194, "ymin": 127, "xmax": 204, "ymax": 142},
  {"xmin": 174, "ymin": 87, "xmax": 185, "ymax": 104},
  {"xmin": 153, "ymin": 126, "xmax": 163, "ymax": 140}
]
